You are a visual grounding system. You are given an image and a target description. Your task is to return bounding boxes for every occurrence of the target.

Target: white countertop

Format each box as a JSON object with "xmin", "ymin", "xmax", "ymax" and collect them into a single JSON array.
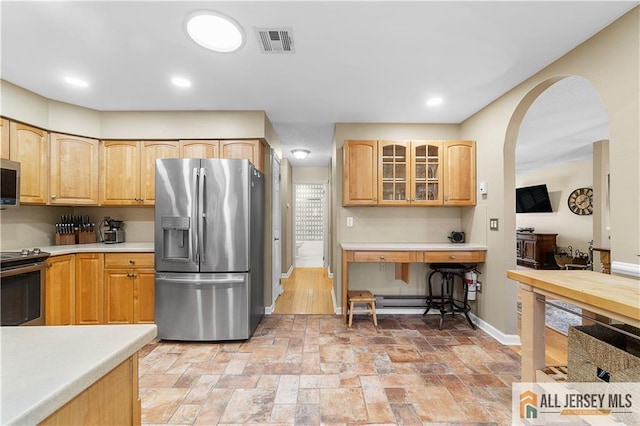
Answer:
[
  {"xmin": 34, "ymin": 242, "xmax": 154, "ymax": 256},
  {"xmin": 0, "ymin": 324, "xmax": 157, "ymax": 425},
  {"xmin": 340, "ymin": 242, "xmax": 488, "ymax": 251}
]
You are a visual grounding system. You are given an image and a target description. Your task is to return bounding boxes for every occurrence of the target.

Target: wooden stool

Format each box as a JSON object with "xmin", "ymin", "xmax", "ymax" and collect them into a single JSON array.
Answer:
[{"xmin": 347, "ymin": 290, "xmax": 377, "ymax": 327}]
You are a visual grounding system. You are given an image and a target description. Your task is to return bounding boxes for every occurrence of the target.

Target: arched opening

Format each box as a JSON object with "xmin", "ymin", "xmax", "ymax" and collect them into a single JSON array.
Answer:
[{"xmin": 503, "ymin": 75, "xmax": 610, "ymax": 337}]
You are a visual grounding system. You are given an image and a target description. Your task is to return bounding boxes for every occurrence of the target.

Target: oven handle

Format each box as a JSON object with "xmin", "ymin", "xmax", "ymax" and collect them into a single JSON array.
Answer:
[{"xmin": 0, "ymin": 261, "xmax": 47, "ymax": 279}]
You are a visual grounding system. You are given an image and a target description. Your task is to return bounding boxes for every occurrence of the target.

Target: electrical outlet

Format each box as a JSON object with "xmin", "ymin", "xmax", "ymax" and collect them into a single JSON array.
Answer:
[{"xmin": 490, "ymin": 218, "xmax": 499, "ymax": 230}]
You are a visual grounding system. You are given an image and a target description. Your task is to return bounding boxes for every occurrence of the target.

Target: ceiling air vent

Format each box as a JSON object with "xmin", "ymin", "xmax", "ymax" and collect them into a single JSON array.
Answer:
[{"xmin": 254, "ymin": 27, "xmax": 295, "ymax": 54}]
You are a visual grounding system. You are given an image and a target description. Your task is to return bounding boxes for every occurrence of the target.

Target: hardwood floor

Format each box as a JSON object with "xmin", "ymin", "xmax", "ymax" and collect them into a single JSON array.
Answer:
[{"xmin": 273, "ymin": 268, "xmax": 334, "ymax": 314}]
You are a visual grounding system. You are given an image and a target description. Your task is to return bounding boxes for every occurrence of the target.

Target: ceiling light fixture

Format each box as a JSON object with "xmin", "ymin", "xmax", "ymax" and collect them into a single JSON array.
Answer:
[
  {"xmin": 185, "ymin": 11, "xmax": 245, "ymax": 53},
  {"xmin": 64, "ymin": 76, "xmax": 89, "ymax": 88},
  {"xmin": 291, "ymin": 149, "xmax": 310, "ymax": 160},
  {"xmin": 426, "ymin": 97, "xmax": 444, "ymax": 106},
  {"xmin": 171, "ymin": 77, "xmax": 192, "ymax": 88}
]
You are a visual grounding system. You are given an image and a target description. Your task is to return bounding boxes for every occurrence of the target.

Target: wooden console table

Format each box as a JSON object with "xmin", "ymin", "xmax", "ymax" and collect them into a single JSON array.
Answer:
[
  {"xmin": 341, "ymin": 243, "xmax": 487, "ymax": 323},
  {"xmin": 507, "ymin": 269, "xmax": 640, "ymax": 382}
]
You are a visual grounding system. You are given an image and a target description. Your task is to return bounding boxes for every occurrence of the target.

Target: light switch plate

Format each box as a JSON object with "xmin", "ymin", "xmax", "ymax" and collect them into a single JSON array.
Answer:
[
  {"xmin": 347, "ymin": 216, "xmax": 353, "ymax": 227},
  {"xmin": 490, "ymin": 218, "xmax": 499, "ymax": 230}
]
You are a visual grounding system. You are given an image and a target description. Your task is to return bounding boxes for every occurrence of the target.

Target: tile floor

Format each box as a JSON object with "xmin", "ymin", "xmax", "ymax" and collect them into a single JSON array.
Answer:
[{"xmin": 139, "ymin": 314, "xmax": 520, "ymax": 425}]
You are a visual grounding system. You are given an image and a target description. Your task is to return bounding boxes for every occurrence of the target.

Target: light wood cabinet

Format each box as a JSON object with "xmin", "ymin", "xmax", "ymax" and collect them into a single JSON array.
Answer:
[
  {"xmin": 75, "ymin": 253, "xmax": 105, "ymax": 325},
  {"xmin": 45, "ymin": 254, "xmax": 76, "ymax": 325},
  {"xmin": 104, "ymin": 253, "xmax": 155, "ymax": 324},
  {"xmin": 180, "ymin": 139, "xmax": 219, "ymax": 158},
  {"xmin": 443, "ymin": 140, "xmax": 476, "ymax": 206},
  {"xmin": 140, "ymin": 141, "xmax": 180, "ymax": 205},
  {"xmin": 220, "ymin": 139, "xmax": 264, "ymax": 172},
  {"xmin": 9, "ymin": 122, "xmax": 48, "ymax": 204},
  {"xmin": 343, "ymin": 140, "xmax": 378, "ymax": 205},
  {"xmin": 100, "ymin": 140, "xmax": 179, "ymax": 205},
  {"xmin": 0, "ymin": 118, "xmax": 9, "ymax": 159},
  {"xmin": 49, "ymin": 133, "xmax": 100, "ymax": 205},
  {"xmin": 343, "ymin": 139, "xmax": 475, "ymax": 207}
]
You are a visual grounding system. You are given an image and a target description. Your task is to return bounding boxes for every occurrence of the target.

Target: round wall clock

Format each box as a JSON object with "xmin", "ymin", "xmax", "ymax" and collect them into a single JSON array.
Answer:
[{"xmin": 567, "ymin": 187, "xmax": 593, "ymax": 215}]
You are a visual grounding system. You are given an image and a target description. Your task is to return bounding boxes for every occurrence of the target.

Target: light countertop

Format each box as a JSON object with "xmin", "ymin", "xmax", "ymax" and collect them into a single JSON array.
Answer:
[
  {"xmin": 340, "ymin": 242, "xmax": 488, "ymax": 251},
  {"xmin": 33, "ymin": 242, "xmax": 154, "ymax": 256},
  {"xmin": 0, "ymin": 324, "xmax": 157, "ymax": 425}
]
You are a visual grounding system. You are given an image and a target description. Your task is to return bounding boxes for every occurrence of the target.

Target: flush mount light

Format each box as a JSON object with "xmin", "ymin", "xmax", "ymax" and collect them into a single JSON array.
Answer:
[
  {"xmin": 185, "ymin": 11, "xmax": 245, "ymax": 53},
  {"xmin": 291, "ymin": 149, "xmax": 310, "ymax": 160},
  {"xmin": 171, "ymin": 77, "xmax": 192, "ymax": 88},
  {"xmin": 64, "ymin": 76, "xmax": 89, "ymax": 88},
  {"xmin": 426, "ymin": 97, "xmax": 444, "ymax": 107}
]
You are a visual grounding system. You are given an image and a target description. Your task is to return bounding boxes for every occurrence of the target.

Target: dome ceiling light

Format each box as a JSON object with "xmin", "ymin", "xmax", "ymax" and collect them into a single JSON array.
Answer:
[
  {"xmin": 291, "ymin": 149, "xmax": 310, "ymax": 160},
  {"xmin": 64, "ymin": 76, "xmax": 89, "ymax": 88},
  {"xmin": 185, "ymin": 11, "xmax": 245, "ymax": 53},
  {"xmin": 426, "ymin": 97, "xmax": 444, "ymax": 106},
  {"xmin": 171, "ymin": 77, "xmax": 192, "ymax": 88}
]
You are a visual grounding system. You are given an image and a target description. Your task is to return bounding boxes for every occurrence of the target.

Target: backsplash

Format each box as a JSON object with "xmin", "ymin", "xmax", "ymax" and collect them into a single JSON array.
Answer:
[{"xmin": 0, "ymin": 206, "xmax": 154, "ymax": 250}]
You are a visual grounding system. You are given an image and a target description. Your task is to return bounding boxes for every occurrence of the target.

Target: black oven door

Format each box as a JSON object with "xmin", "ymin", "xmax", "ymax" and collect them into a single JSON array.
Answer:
[{"xmin": 1, "ymin": 262, "xmax": 45, "ymax": 326}]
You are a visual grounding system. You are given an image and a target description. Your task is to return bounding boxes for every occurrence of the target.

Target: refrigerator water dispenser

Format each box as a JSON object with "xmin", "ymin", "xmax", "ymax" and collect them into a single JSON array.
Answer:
[{"xmin": 161, "ymin": 216, "xmax": 190, "ymax": 260}]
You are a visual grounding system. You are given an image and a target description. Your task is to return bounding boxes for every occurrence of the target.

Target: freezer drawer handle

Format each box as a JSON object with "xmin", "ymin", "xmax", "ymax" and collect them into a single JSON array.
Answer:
[{"xmin": 155, "ymin": 276, "xmax": 245, "ymax": 284}]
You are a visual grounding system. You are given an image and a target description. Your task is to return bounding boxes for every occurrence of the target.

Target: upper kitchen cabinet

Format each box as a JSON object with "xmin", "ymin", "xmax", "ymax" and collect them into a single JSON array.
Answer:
[
  {"xmin": 442, "ymin": 140, "xmax": 476, "ymax": 206},
  {"xmin": 410, "ymin": 141, "xmax": 443, "ymax": 206},
  {"xmin": 220, "ymin": 139, "xmax": 264, "ymax": 172},
  {"xmin": 343, "ymin": 140, "xmax": 378, "ymax": 206},
  {"xmin": 180, "ymin": 140, "xmax": 219, "ymax": 159},
  {"xmin": 9, "ymin": 122, "xmax": 48, "ymax": 204},
  {"xmin": 378, "ymin": 140, "xmax": 410, "ymax": 206},
  {"xmin": 140, "ymin": 141, "xmax": 180, "ymax": 205},
  {"xmin": 49, "ymin": 133, "xmax": 100, "ymax": 205},
  {"xmin": 342, "ymin": 139, "xmax": 476, "ymax": 207},
  {"xmin": 100, "ymin": 140, "xmax": 179, "ymax": 206},
  {"xmin": 1, "ymin": 118, "xmax": 9, "ymax": 159}
]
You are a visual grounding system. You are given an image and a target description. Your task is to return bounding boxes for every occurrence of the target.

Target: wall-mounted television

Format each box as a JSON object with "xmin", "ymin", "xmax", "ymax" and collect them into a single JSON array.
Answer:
[{"xmin": 516, "ymin": 184, "xmax": 553, "ymax": 213}]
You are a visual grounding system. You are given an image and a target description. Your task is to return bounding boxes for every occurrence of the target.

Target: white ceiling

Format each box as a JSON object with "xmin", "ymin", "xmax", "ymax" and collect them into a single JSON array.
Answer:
[{"xmin": 1, "ymin": 1, "xmax": 635, "ymax": 170}]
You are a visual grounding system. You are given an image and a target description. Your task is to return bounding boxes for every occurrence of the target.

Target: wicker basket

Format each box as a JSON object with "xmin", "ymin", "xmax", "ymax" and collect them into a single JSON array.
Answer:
[{"xmin": 567, "ymin": 324, "xmax": 640, "ymax": 382}]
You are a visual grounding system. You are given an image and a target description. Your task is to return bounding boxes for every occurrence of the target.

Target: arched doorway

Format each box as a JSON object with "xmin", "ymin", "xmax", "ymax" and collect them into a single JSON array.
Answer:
[{"xmin": 503, "ymin": 75, "xmax": 609, "ymax": 335}]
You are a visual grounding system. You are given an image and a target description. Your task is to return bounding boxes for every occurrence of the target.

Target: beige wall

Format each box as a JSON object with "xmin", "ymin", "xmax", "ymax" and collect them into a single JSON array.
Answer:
[
  {"xmin": 516, "ymin": 160, "xmax": 593, "ymax": 254},
  {"xmin": 292, "ymin": 166, "xmax": 330, "ymax": 183},
  {"xmin": 459, "ymin": 7, "xmax": 639, "ymax": 335},
  {"xmin": 280, "ymin": 159, "xmax": 294, "ymax": 275}
]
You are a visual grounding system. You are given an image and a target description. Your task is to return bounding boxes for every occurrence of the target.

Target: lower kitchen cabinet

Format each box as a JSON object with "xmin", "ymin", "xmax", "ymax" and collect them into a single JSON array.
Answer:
[
  {"xmin": 45, "ymin": 255, "xmax": 76, "ymax": 325},
  {"xmin": 104, "ymin": 253, "xmax": 155, "ymax": 324},
  {"xmin": 75, "ymin": 253, "xmax": 105, "ymax": 325}
]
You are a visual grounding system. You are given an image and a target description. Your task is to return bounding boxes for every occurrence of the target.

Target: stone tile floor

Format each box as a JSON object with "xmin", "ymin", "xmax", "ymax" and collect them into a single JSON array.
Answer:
[{"xmin": 139, "ymin": 314, "xmax": 520, "ymax": 425}]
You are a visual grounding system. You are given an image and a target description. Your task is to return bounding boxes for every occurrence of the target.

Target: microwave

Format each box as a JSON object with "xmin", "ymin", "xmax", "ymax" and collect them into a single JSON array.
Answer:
[{"xmin": 0, "ymin": 159, "xmax": 20, "ymax": 208}]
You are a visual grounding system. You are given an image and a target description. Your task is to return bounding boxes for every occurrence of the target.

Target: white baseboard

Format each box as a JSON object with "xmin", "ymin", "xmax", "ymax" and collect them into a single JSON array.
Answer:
[
  {"xmin": 468, "ymin": 312, "xmax": 521, "ymax": 346},
  {"xmin": 611, "ymin": 261, "xmax": 640, "ymax": 279},
  {"xmin": 265, "ymin": 304, "xmax": 274, "ymax": 315},
  {"xmin": 281, "ymin": 264, "xmax": 294, "ymax": 279}
]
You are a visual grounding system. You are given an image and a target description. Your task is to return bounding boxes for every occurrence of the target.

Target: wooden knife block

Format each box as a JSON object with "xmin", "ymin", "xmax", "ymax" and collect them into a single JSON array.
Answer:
[{"xmin": 55, "ymin": 231, "xmax": 97, "ymax": 245}]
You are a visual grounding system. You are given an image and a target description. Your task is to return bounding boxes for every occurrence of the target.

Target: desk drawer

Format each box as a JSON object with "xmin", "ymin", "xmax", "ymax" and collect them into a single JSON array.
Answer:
[
  {"xmin": 352, "ymin": 251, "xmax": 417, "ymax": 263},
  {"xmin": 105, "ymin": 253, "xmax": 154, "ymax": 268},
  {"xmin": 423, "ymin": 251, "xmax": 486, "ymax": 263}
]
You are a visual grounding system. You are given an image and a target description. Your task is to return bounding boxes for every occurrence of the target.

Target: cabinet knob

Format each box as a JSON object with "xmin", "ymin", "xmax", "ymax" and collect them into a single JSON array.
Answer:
[
  {"xmin": 50, "ymin": 195, "xmax": 56, "ymax": 199},
  {"xmin": 449, "ymin": 255, "xmax": 456, "ymax": 259},
  {"xmin": 380, "ymin": 256, "xmax": 385, "ymax": 261},
  {"xmin": 45, "ymin": 262, "xmax": 53, "ymax": 268},
  {"xmin": 129, "ymin": 259, "xmax": 135, "ymax": 264}
]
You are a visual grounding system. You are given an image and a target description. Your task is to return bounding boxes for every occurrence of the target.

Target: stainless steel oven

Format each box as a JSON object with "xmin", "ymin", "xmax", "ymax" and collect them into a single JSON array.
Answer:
[{"xmin": 1, "ymin": 249, "xmax": 50, "ymax": 326}]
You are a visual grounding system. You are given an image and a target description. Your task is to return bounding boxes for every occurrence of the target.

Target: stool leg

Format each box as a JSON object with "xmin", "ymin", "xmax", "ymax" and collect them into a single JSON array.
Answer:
[
  {"xmin": 424, "ymin": 270, "xmax": 437, "ymax": 315},
  {"xmin": 348, "ymin": 301, "xmax": 354, "ymax": 327},
  {"xmin": 371, "ymin": 301, "xmax": 378, "ymax": 326},
  {"xmin": 439, "ymin": 273, "xmax": 447, "ymax": 330}
]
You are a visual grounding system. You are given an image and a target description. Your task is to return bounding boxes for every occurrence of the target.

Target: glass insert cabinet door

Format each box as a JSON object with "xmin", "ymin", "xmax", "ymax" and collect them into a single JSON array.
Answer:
[
  {"xmin": 411, "ymin": 141, "xmax": 442, "ymax": 204},
  {"xmin": 378, "ymin": 141, "xmax": 408, "ymax": 204}
]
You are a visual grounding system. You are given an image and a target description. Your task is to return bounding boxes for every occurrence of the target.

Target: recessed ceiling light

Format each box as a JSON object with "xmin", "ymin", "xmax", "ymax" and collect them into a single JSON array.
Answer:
[
  {"xmin": 185, "ymin": 11, "xmax": 245, "ymax": 53},
  {"xmin": 171, "ymin": 77, "xmax": 192, "ymax": 88},
  {"xmin": 426, "ymin": 97, "xmax": 443, "ymax": 107},
  {"xmin": 291, "ymin": 149, "xmax": 310, "ymax": 160},
  {"xmin": 64, "ymin": 76, "xmax": 89, "ymax": 88}
]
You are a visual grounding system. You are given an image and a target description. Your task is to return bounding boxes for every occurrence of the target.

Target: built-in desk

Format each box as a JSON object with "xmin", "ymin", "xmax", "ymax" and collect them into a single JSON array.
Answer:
[
  {"xmin": 507, "ymin": 269, "xmax": 640, "ymax": 382},
  {"xmin": 341, "ymin": 243, "xmax": 487, "ymax": 323}
]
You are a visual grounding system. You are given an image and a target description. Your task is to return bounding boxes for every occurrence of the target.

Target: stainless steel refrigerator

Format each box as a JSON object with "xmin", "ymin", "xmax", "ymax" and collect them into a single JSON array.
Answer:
[{"xmin": 154, "ymin": 158, "xmax": 264, "ymax": 341}]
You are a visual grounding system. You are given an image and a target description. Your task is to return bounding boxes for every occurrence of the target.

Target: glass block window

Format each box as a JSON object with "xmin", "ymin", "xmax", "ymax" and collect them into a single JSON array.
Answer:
[{"xmin": 295, "ymin": 184, "xmax": 324, "ymax": 242}]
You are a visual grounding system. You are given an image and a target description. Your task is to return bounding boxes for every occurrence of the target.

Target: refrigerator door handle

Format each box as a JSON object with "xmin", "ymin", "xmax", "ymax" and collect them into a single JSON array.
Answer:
[
  {"xmin": 198, "ymin": 167, "xmax": 207, "ymax": 263},
  {"xmin": 192, "ymin": 167, "xmax": 200, "ymax": 263}
]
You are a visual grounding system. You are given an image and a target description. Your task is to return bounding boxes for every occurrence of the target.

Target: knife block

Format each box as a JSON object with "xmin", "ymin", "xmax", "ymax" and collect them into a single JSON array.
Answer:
[
  {"xmin": 55, "ymin": 233, "xmax": 76, "ymax": 245},
  {"xmin": 78, "ymin": 231, "xmax": 97, "ymax": 244}
]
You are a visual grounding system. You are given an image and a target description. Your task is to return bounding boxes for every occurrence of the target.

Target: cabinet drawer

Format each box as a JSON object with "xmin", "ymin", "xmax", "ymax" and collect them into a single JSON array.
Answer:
[
  {"xmin": 424, "ymin": 251, "xmax": 486, "ymax": 263},
  {"xmin": 104, "ymin": 253, "xmax": 154, "ymax": 268},
  {"xmin": 352, "ymin": 251, "xmax": 417, "ymax": 263}
]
